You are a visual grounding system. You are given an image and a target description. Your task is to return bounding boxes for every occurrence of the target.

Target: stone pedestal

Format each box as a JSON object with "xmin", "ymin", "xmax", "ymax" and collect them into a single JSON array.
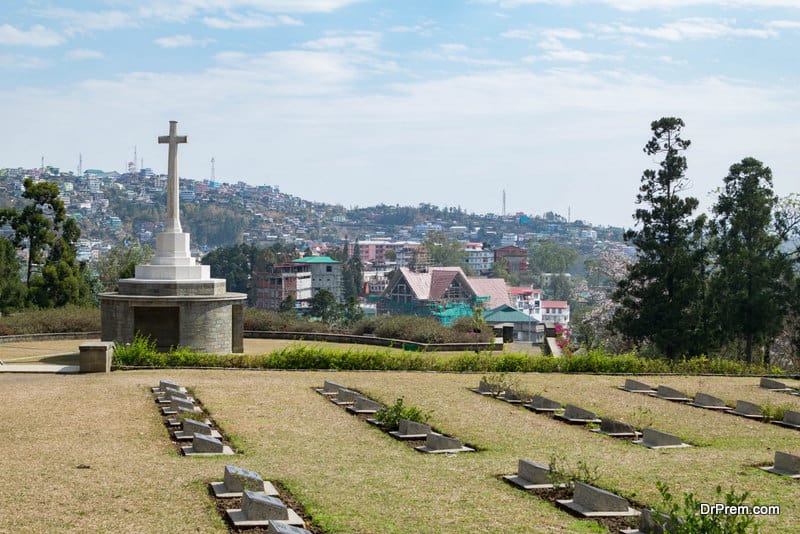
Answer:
[{"xmin": 79, "ymin": 342, "xmax": 114, "ymax": 373}]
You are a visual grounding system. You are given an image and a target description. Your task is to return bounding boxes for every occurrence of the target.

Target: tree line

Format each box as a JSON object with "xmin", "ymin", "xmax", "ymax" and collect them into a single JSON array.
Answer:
[{"xmin": 610, "ymin": 117, "xmax": 799, "ymax": 363}]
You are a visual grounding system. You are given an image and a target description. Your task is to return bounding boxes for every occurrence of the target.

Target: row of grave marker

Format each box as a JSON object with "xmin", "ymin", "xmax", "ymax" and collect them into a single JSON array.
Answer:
[
  {"xmin": 210, "ymin": 465, "xmax": 311, "ymax": 533},
  {"xmin": 622, "ymin": 379, "xmax": 800, "ymax": 429},
  {"xmin": 316, "ymin": 380, "xmax": 475, "ymax": 453},
  {"xmin": 152, "ymin": 379, "xmax": 234, "ymax": 455},
  {"xmin": 472, "ymin": 380, "xmax": 691, "ymax": 449}
]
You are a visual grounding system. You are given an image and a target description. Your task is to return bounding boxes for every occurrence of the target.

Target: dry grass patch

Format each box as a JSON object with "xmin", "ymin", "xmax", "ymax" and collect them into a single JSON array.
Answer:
[{"xmin": 1, "ymin": 371, "xmax": 798, "ymax": 533}]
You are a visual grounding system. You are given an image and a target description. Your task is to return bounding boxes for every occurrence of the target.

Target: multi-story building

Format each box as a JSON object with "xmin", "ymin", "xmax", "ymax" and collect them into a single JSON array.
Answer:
[
  {"xmin": 508, "ymin": 286, "xmax": 542, "ymax": 317},
  {"xmin": 494, "ymin": 245, "xmax": 528, "ymax": 273},
  {"xmin": 348, "ymin": 240, "xmax": 421, "ymax": 265},
  {"xmin": 463, "ymin": 242, "xmax": 493, "ymax": 274},
  {"xmin": 291, "ymin": 256, "xmax": 344, "ymax": 302},
  {"xmin": 540, "ymin": 300, "xmax": 570, "ymax": 325},
  {"xmin": 253, "ymin": 263, "xmax": 312, "ymax": 311}
]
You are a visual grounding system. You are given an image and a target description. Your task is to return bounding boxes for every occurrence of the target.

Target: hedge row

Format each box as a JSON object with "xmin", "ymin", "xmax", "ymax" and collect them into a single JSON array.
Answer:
[{"xmin": 113, "ymin": 339, "xmax": 781, "ymax": 375}]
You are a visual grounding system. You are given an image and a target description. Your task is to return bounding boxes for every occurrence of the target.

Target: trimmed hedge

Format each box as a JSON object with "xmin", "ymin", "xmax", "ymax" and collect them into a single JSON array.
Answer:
[
  {"xmin": 113, "ymin": 339, "xmax": 781, "ymax": 375},
  {"xmin": 0, "ymin": 305, "xmax": 100, "ymax": 336}
]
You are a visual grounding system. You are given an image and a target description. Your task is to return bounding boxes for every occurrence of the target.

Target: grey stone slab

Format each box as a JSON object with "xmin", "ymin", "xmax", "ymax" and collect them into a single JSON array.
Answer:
[
  {"xmin": 621, "ymin": 508, "xmax": 678, "ymax": 534},
  {"xmin": 211, "ymin": 465, "xmax": 280, "ymax": 497},
  {"xmin": 227, "ymin": 491, "xmax": 305, "ymax": 528},
  {"xmin": 689, "ymin": 392, "xmax": 731, "ymax": 410},
  {"xmin": 174, "ymin": 418, "xmax": 222, "ymax": 441},
  {"xmin": 653, "ymin": 385, "xmax": 691, "ymax": 402},
  {"xmin": 760, "ymin": 377, "xmax": 791, "ymax": 391},
  {"xmin": 500, "ymin": 388, "xmax": 527, "ymax": 404},
  {"xmin": 389, "ymin": 419, "xmax": 431, "ymax": 439},
  {"xmin": 555, "ymin": 404, "xmax": 600, "ymax": 424},
  {"xmin": 730, "ymin": 400, "xmax": 764, "ymax": 418},
  {"xmin": 193, "ymin": 433, "xmax": 224, "ymax": 453},
  {"xmin": 760, "ymin": 451, "xmax": 800, "ymax": 478},
  {"xmin": 163, "ymin": 387, "xmax": 192, "ymax": 401},
  {"xmin": 592, "ymin": 418, "xmax": 639, "ymax": 437},
  {"xmin": 620, "ymin": 379, "xmax": 655, "ymax": 393},
  {"xmin": 347, "ymin": 397, "xmax": 382, "ymax": 414},
  {"xmin": 557, "ymin": 482, "xmax": 640, "ymax": 517},
  {"xmin": 474, "ymin": 379, "xmax": 500, "ymax": 396},
  {"xmin": 524, "ymin": 395, "xmax": 563, "ymax": 412},
  {"xmin": 318, "ymin": 380, "xmax": 344, "ymax": 395},
  {"xmin": 171, "ymin": 397, "xmax": 200, "ymax": 413},
  {"xmin": 266, "ymin": 521, "xmax": 312, "ymax": 534},
  {"xmin": 415, "ymin": 432, "xmax": 474, "ymax": 453},
  {"xmin": 772, "ymin": 410, "xmax": 800, "ymax": 430},
  {"xmin": 332, "ymin": 388, "xmax": 359, "ymax": 405},
  {"xmin": 157, "ymin": 379, "xmax": 184, "ymax": 393},
  {"xmin": 634, "ymin": 428, "xmax": 690, "ymax": 449},
  {"xmin": 503, "ymin": 459, "xmax": 560, "ymax": 489}
]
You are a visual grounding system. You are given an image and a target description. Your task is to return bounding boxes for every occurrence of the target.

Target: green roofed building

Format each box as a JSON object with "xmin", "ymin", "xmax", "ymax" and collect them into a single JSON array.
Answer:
[{"xmin": 483, "ymin": 304, "xmax": 542, "ymax": 342}]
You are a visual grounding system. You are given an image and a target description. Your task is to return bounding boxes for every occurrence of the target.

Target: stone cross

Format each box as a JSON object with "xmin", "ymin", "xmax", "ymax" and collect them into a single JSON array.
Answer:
[{"xmin": 158, "ymin": 120, "xmax": 187, "ymax": 233}]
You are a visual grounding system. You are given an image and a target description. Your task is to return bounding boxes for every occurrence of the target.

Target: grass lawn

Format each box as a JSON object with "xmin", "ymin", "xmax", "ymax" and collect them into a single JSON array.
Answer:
[{"xmin": 1, "ymin": 370, "xmax": 798, "ymax": 533}]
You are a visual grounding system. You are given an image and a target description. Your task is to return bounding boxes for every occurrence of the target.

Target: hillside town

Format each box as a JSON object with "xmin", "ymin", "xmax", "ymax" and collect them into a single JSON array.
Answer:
[{"xmin": 0, "ymin": 163, "xmax": 631, "ymax": 342}]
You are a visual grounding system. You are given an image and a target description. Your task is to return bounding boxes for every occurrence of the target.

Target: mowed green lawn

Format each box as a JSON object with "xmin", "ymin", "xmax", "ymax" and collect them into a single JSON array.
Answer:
[{"xmin": 1, "ymin": 371, "xmax": 798, "ymax": 533}]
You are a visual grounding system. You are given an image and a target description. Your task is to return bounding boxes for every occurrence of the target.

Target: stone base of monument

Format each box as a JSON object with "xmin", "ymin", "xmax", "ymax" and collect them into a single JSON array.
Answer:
[
  {"xmin": 181, "ymin": 444, "xmax": 234, "ymax": 456},
  {"xmin": 78, "ymin": 342, "xmax": 114, "ymax": 373},
  {"xmin": 211, "ymin": 480, "xmax": 279, "ymax": 499}
]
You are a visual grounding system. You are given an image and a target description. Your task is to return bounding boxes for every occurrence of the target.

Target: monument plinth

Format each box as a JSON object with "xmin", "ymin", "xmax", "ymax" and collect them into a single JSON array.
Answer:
[{"xmin": 100, "ymin": 121, "xmax": 246, "ymax": 353}]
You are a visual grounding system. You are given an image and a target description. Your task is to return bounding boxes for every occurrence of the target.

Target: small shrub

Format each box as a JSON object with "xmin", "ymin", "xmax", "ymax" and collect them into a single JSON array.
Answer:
[
  {"xmin": 547, "ymin": 453, "xmax": 601, "ymax": 489},
  {"xmin": 373, "ymin": 398, "xmax": 430, "ymax": 431},
  {"xmin": 0, "ymin": 305, "xmax": 100, "ymax": 335},
  {"xmin": 654, "ymin": 481, "xmax": 760, "ymax": 533},
  {"xmin": 760, "ymin": 401, "xmax": 791, "ymax": 422}
]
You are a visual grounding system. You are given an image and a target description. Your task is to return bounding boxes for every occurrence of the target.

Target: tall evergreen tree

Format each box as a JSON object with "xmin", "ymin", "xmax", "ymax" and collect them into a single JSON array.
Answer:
[
  {"xmin": 0, "ymin": 237, "xmax": 26, "ymax": 313},
  {"xmin": 612, "ymin": 117, "xmax": 708, "ymax": 359},
  {"xmin": 708, "ymin": 157, "xmax": 792, "ymax": 363}
]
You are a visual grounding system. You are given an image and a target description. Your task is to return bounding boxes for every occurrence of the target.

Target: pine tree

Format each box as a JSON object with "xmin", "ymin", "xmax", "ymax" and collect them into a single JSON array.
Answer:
[
  {"xmin": 708, "ymin": 157, "xmax": 792, "ymax": 363},
  {"xmin": 612, "ymin": 117, "xmax": 708, "ymax": 359}
]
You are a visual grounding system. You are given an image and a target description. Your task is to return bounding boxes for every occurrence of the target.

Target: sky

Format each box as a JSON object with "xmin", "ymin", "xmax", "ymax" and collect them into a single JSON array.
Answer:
[{"xmin": 1, "ymin": 1, "xmax": 798, "ymax": 228}]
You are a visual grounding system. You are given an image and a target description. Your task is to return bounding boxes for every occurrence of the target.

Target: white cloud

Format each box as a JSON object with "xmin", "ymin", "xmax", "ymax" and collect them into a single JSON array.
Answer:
[
  {"xmin": 65, "ymin": 49, "xmax": 105, "ymax": 60},
  {"xmin": 303, "ymin": 31, "xmax": 381, "ymax": 52},
  {"xmin": 0, "ymin": 24, "xmax": 64, "ymax": 47},
  {"xmin": 202, "ymin": 12, "xmax": 302, "ymax": 29},
  {"xmin": 768, "ymin": 20, "xmax": 800, "ymax": 29},
  {"xmin": 597, "ymin": 18, "xmax": 778, "ymax": 41},
  {"xmin": 154, "ymin": 35, "xmax": 215, "ymax": 48},
  {"xmin": 502, "ymin": 27, "xmax": 584, "ymax": 41},
  {"xmin": 33, "ymin": 8, "xmax": 135, "ymax": 36},
  {"xmin": 0, "ymin": 53, "xmax": 50, "ymax": 69},
  {"xmin": 478, "ymin": 0, "xmax": 800, "ymax": 10},
  {"xmin": 138, "ymin": 0, "xmax": 363, "ymax": 20}
]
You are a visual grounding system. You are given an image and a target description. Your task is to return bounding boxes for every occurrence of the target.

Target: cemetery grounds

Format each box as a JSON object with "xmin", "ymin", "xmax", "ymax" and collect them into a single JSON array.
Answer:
[{"xmin": 1, "ymin": 349, "xmax": 799, "ymax": 532}]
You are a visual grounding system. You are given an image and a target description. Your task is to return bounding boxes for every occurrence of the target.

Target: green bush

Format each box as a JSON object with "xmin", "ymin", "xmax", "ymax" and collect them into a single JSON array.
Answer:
[
  {"xmin": 0, "ymin": 305, "xmax": 100, "ymax": 335},
  {"xmin": 653, "ymin": 482, "xmax": 760, "ymax": 533},
  {"xmin": 374, "ymin": 398, "xmax": 431, "ymax": 430}
]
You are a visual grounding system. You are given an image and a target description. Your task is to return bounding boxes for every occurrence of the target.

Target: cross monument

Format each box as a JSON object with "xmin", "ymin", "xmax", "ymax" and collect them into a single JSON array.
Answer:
[{"xmin": 158, "ymin": 120, "xmax": 187, "ymax": 233}]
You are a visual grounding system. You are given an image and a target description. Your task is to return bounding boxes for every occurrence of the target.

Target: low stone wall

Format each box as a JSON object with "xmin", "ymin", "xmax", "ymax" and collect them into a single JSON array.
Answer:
[
  {"xmin": 0, "ymin": 332, "xmax": 101, "ymax": 344},
  {"xmin": 1, "ymin": 330, "xmax": 498, "ymax": 353},
  {"xmin": 244, "ymin": 330, "xmax": 499, "ymax": 353}
]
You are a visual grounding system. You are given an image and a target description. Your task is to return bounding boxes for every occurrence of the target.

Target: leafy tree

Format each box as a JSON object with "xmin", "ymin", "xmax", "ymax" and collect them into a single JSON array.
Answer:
[
  {"xmin": 612, "ymin": 118, "xmax": 708, "ymax": 359},
  {"xmin": 423, "ymin": 231, "xmax": 469, "ymax": 271},
  {"xmin": 10, "ymin": 179, "xmax": 65, "ymax": 287},
  {"xmin": 279, "ymin": 294, "xmax": 296, "ymax": 313},
  {"xmin": 96, "ymin": 238, "xmax": 154, "ymax": 291},
  {"xmin": 201, "ymin": 243, "xmax": 257, "ymax": 294},
  {"xmin": 384, "ymin": 249, "xmax": 397, "ymax": 261},
  {"xmin": 0, "ymin": 237, "xmax": 26, "ymax": 313},
  {"xmin": 546, "ymin": 273, "xmax": 572, "ymax": 301},
  {"xmin": 28, "ymin": 218, "xmax": 90, "ymax": 308},
  {"xmin": 309, "ymin": 288, "xmax": 339, "ymax": 325},
  {"xmin": 527, "ymin": 239, "xmax": 579, "ymax": 274},
  {"xmin": 708, "ymin": 158, "xmax": 793, "ymax": 363}
]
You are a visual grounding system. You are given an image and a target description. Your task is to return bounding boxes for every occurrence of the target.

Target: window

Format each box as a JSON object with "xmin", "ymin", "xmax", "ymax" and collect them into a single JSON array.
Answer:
[{"xmin": 326, "ymin": 265, "xmax": 332, "ymax": 272}]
